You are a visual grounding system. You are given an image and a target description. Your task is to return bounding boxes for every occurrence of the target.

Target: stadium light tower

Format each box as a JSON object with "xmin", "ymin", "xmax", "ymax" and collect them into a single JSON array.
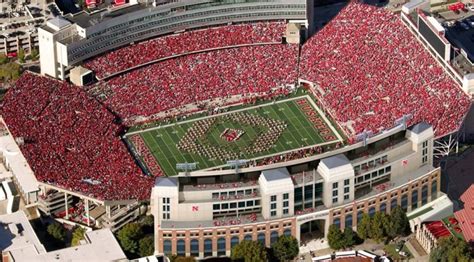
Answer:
[
  {"xmin": 176, "ymin": 162, "xmax": 198, "ymax": 176},
  {"xmin": 227, "ymin": 159, "xmax": 248, "ymax": 174}
]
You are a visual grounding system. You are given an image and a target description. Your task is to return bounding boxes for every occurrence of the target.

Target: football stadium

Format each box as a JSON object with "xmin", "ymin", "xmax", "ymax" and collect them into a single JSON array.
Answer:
[{"xmin": 0, "ymin": 0, "xmax": 472, "ymax": 259}]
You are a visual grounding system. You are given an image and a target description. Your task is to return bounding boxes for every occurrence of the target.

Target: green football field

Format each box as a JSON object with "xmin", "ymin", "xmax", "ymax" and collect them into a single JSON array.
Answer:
[{"xmin": 126, "ymin": 96, "xmax": 342, "ymax": 176}]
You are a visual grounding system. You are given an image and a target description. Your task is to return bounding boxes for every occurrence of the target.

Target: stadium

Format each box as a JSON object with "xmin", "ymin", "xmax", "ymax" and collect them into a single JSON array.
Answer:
[{"xmin": 0, "ymin": 0, "xmax": 471, "ymax": 259}]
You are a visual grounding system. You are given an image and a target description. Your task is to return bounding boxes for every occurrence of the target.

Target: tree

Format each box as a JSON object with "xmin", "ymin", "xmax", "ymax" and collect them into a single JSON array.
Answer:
[
  {"xmin": 271, "ymin": 235, "xmax": 299, "ymax": 261},
  {"xmin": 30, "ymin": 48, "xmax": 39, "ymax": 61},
  {"xmin": 430, "ymin": 236, "xmax": 472, "ymax": 262},
  {"xmin": 231, "ymin": 240, "xmax": 267, "ymax": 262},
  {"xmin": 370, "ymin": 212, "xmax": 386, "ymax": 242},
  {"xmin": 47, "ymin": 222, "xmax": 66, "ymax": 242},
  {"xmin": 342, "ymin": 227, "xmax": 356, "ymax": 247},
  {"xmin": 327, "ymin": 225, "xmax": 345, "ymax": 250},
  {"xmin": 71, "ymin": 227, "xmax": 86, "ymax": 246},
  {"xmin": 390, "ymin": 206, "xmax": 409, "ymax": 236},
  {"xmin": 0, "ymin": 54, "xmax": 8, "ymax": 64},
  {"xmin": 357, "ymin": 213, "xmax": 371, "ymax": 240},
  {"xmin": 116, "ymin": 223, "xmax": 144, "ymax": 255},
  {"xmin": 18, "ymin": 48, "xmax": 25, "ymax": 63},
  {"xmin": 172, "ymin": 256, "xmax": 196, "ymax": 262},
  {"xmin": 139, "ymin": 235, "xmax": 155, "ymax": 257}
]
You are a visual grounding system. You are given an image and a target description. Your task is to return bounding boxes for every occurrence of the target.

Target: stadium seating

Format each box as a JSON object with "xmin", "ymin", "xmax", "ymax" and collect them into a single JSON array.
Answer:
[
  {"xmin": 93, "ymin": 44, "xmax": 299, "ymax": 124},
  {"xmin": 1, "ymin": 72, "xmax": 156, "ymax": 200},
  {"xmin": 83, "ymin": 22, "xmax": 286, "ymax": 79},
  {"xmin": 299, "ymin": 3, "xmax": 471, "ymax": 138}
]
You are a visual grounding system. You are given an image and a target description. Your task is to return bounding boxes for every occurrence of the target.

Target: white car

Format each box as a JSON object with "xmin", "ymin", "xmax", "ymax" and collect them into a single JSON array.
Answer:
[{"xmin": 468, "ymin": 4, "xmax": 474, "ymax": 11}]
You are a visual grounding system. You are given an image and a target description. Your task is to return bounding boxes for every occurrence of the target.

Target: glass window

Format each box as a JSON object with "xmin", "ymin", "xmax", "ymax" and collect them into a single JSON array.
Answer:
[
  {"xmin": 344, "ymin": 194, "xmax": 349, "ymax": 200},
  {"xmin": 345, "ymin": 179, "xmax": 350, "ymax": 186},
  {"xmin": 271, "ymin": 203, "xmax": 277, "ymax": 209},
  {"xmin": 271, "ymin": 195, "xmax": 277, "ymax": 202},
  {"xmin": 391, "ymin": 198, "xmax": 398, "ymax": 210},
  {"xmin": 284, "ymin": 229, "xmax": 291, "ymax": 236},
  {"xmin": 333, "ymin": 182, "xmax": 338, "ymax": 189},
  {"xmin": 412, "ymin": 190, "xmax": 419, "ymax": 210},
  {"xmin": 283, "ymin": 193, "xmax": 289, "ymax": 200},
  {"xmin": 204, "ymin": 239, "xmax": 212, "ymax": 257},
  {"xmin": 222, "ymin": 203, "xmax": 229, "ymax": 209},
  {"xmin": 247, "ymin": 200, "xmax": 253, "ymax": 207},
  {"xmin": 431, "ymin": 180, "xmax": 438, "ymax": 200},
  {"xmin": 345, "ymin": 214, "xmax": 353, "ymax": 228},
  {"xmin": 333, "ymin": 190, "xmax": 338, "ymax": 197},
  {"xmin": 231, "ymin": 236, "xmax": 239, "ymax": 248},
  {"xmin": 238, "ymin": 202, "xmax": 245, "ymax": 208},
  {"xmin": 245, "ymin": 189, "xmax": 252, "ymax": 195},
  {"xmin": 304, "ymin": 185, "xmax": 314, "ymax": 200},
  {"xmin": 380, "ymin": 202, "xmax": 387, "ymax": 213},
  {"xmin": 212, "ymin": 193, "xmax": 219, "ymax": 199},
  {"xmin": 213, "ymin": 204, "xmax": 220, "ymax": 210},
  {"xmin": 372, "ymin": 171, "xmax": 377, "ymax": 178},
  {"xmin": 401, "ymin": 195, "xmax": 408, "ymax": 212},
  {"xmin": 334, "ymin": 218, "xmax": 341, "ymax": 229},
  {"xmin": 283, "ymin": 208, "xmax": 289, "ymax": 214},
  {"xmin": 257, "ymin": 233, "xmax": 266, "ymax": 246},
  {"xmin": 386, "ymin": 166, "xmax": 391, "ymax": 172},
  {"xmin": 217, "ymin": 237, "xmax": 226, "ymax": 256},
  {"xmin": 283, "ymin": 201, "xmax": 289, "ymax": 207},
  {"xmin": 422, "ymin": 185, "xmax": 428, "ymax": 205},
  {"xmin": 270, "ymin": 231, "xmax": 279, "ymax": 244},
  {"xmin": 369, "ymin": 207, "xmax": 376, "ymax": 217},
  {"xmin": 271, "ymin": 211, "xmax": 276, "ymax": 217},
  {"xmin": 230, "ymin": 202, "xmax": 237, "ymax": 208},
  {"xmin": 255, "ymin": 200, "xmax": 260, "ymax": 206},
  {"xmin": 190, "ymin": 239, "xmax": 199, "ymax": 257},
  {"xmin": 344, "ymin": 187, "xmax": 350, "ymax": 193},
  {"xmin": 294, "ymin": 187, "xmax": 303, "ymax": 203},
  {"xmin": 177, "ymin": 239, "xmax": 186, "ymax": 256},
  {"xmin": 365, "ymin": 174, "xmax": 370, "ymax": 180},
  {"xmin": 163, "ymin": 240, "xmax": 172, "ymax": 255},
  {"xmin": 244, "ymin": 234, "xmax": 252, "ymax": 241},
  {"xmin": 332, "ymin": 197, "xmax": 338, "ymax": 203}
]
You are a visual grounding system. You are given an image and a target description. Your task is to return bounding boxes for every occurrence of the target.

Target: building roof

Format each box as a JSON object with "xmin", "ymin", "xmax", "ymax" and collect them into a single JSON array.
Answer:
[
  {"xmin": 3, "ymin": 219, "xmax": 127, "ymax": 262},
  {"xmin": 424, "ymin": 221, "xmax": 452, "ymax": 239},
  {"xmin": 46, "ymin": 16, "xmax": 71, "ymax": 31},
  {"xmin": 155, "ymin": 177, "xmax": 178, "ymax": 188},
  {"xmin": 0, "ymin": 211, "xmax": 46, "ymax": 256},
  {"xmin": 261, "ymin": 167, "xmax": 290, "ymax": 182},
  {"xmin": 409, "ymin": 122, "xmax": 431, "ymax": 135},
  {"xmin": 454, "ymin": 184, "xmax": 474, "ymax": 242},
  {"xmin": 320, "ymin": 154, "xmax": 349, "ymax": 169}
]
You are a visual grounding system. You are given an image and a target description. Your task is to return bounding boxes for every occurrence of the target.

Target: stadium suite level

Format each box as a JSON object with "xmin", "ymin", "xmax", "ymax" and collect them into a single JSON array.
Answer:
[{"xmin": 151, "ymin": 122, "xmax": 449, "ymax": 258}]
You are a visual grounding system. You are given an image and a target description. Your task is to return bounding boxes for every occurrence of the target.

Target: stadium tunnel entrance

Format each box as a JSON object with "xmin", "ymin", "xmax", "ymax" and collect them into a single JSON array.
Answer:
[{"xmin": 299, "ymin": 219, "xmax": 325, "ymax": 244}]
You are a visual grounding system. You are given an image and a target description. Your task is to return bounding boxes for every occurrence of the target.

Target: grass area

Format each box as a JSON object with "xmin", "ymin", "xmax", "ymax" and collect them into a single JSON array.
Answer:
[
  {"xmin": 384, "ymin": 243, "xmax": 413, "ymax": 261},
  {"xmin": 127, "ymin": 96, "xmax": 341, "ymax": 176},
  {"xmin": 407, "ymin": 206, "xmax": 433, "ymax": 220}
]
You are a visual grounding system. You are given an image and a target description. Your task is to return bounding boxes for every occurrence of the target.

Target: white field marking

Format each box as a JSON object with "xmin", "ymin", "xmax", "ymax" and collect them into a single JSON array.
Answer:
[{"xmin": 127, "ymin": 95, "xmax": 326, "ymax": 136}]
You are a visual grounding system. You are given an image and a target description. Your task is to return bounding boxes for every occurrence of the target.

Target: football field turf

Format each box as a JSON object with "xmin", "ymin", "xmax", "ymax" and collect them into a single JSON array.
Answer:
[{"xmin": 126, "ymin": 95, "xmax": 343, "ymax": 176}]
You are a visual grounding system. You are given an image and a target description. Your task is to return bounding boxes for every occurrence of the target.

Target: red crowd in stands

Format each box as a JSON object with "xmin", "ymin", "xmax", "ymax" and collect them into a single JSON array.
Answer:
[
  {"xmin": 1, "ymin": 72, "xmax": 156, "ymax": 200},
  {"xmin": 83, "ymin": 22, "xmax": 286, "ymax": 79},
  {"xmin": 95, "ymin": 44, "xmax": 299, "ymax": 124},
  {"xmin": 299, "ymin": 3, "xmax": 471, "ymax": 138}
]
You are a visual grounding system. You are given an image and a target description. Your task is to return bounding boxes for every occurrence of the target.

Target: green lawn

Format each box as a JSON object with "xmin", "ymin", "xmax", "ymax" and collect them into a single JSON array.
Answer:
[{"xmin": 127, "ymin": 96, "xmax": 341, "ymax": 176}]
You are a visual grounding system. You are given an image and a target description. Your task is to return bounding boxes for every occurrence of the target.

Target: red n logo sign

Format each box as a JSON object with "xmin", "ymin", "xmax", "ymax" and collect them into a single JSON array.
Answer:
[{"xmin": 192, "ymin": 206, "xmax": 199, "ymax": 212}]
